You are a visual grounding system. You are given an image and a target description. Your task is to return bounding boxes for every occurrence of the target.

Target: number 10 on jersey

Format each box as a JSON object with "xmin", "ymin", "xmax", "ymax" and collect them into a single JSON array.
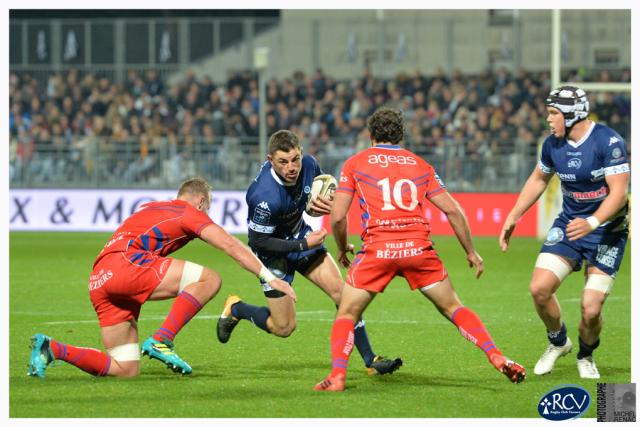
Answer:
[{"xmin": 377, "ymin": 178, "xmax": 419, "ymax": 211}]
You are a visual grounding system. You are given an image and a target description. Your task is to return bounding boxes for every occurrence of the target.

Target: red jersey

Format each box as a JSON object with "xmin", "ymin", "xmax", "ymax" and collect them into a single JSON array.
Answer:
[
  {"xmin": 337, "ymin": 145, "xmax": 445, "ymax": 243},
  {"xmin": 94, "ymin": 199, "xmax": 214, "ymax": 266}
]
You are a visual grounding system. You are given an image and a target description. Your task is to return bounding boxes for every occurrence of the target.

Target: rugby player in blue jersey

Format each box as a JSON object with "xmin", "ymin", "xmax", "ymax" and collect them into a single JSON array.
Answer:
[
  {"xmin": 216, "ymin": 130, "xmax": 402, "ymax": 376},
  {"xmin": 500, "ymin": 86, "xmax": 629, "ymax": 379}
]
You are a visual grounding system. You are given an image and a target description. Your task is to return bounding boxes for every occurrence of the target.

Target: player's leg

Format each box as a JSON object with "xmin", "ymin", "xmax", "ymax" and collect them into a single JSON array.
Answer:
[
  {"xmin": 303, "ymin": 253, "xmax": 374, "ymax": 365},
  {"xmin": 142, "ymin": 258, "xmax": 221, "ymax": 374},
  {"xmin": 217, "ymin": 256, "xmax": 293, "ymax": 341},
  {"xmin": 265, "ymin": 295, "xmax": 297, "ymax": 337},
  {"xmin": 303, "ymin": 251, "xmax": 401, "ymax": 374},
  {"xmin": 28, "ymin": 320, "xmax": 139, "ymax": 378},
  {"xmin": 530, "ymin": 253, "xmax": 575, "ymax": 375},
  {"xmin": 576, "ymin": 265, "xmax": 613, "ymax": 379},
  {"xmin": 314, "ymin": 284, "xmax": 376, "ymax": 392},
  {"xmin": 419, "ymin": 277, "xmax": 525, "ymax": 383}
]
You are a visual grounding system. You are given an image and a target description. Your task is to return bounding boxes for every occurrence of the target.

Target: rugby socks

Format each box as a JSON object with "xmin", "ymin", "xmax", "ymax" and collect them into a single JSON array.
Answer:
[
  {"xmin": 231, "ymin": 301, "xmax": 271, "ymax": 333},
  {"xmin": 450, "ymin": 307, "xmax": 501, "ymax": 361},
  {"xmin": 153, "ymin": 291, "xmax": 203, "ymax": 343},
  {"xmin": 49, "ymin": 339, "xmax": 111, "ymax": 376},
  {"xmin": 547, "ymin": 323, "xmax": 568, "ymax": 347},
  {"xmin": 353, "ymin": 320, "xmax": 375, "ymax": 367},
  {"xmin": 329, "ymin": 318, "xmax": 355, "ymax": 377},
  {"xmin": 577, "ymin": 336, "xmax": 600, "ymax": 359}
]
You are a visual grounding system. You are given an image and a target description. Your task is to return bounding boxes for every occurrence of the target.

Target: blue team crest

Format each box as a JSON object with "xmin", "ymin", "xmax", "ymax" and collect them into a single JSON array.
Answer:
[
  {"xmin": 304, "ymin": 185, "xmax": 311, "ymax": 194},
  {"xmin": 538, "ymin": 385, "xmax": 591, "ymax": 420},
  {"xmin": 612, "ymin": 147, "xmax": 622, "ymax": 159},
  {"xmin": 544, "ymin": 227, "xmax": 564, "ymax": 246},
  {"xmin": 567, "ymin": 158, "xmax": 582, "ymax": 169}
]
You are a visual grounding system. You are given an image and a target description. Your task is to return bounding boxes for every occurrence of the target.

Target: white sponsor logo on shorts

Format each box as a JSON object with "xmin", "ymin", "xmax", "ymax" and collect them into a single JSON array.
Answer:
[
  {"xmin": 596, "ymin": 245, "xmax": 619, "ymax": 269},
  {"xmin": 376, "ymin": 247, "xmax": 424, "ymax": 259},
  {"xmin": 159, "ymin": 259, "xmax": 171, "ymax": 275},
  {"xmin": 88, "ymin": 269, "xmax": 113, "ymax": 291}
]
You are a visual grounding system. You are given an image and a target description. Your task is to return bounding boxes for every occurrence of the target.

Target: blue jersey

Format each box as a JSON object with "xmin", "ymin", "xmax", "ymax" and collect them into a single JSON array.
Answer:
[
  {"xmin": 539, "ymin": 122, "xmax": 629, "ymax": 231},
  {"xmin": 247, "ymin": 155, "xmax": 323, "ymax": 245}
]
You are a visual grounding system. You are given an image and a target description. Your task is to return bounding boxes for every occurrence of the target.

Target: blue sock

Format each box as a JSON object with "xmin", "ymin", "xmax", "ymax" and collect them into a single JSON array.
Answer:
[
  {"xmin": 353, "ymin": 320, "xmax": 375, "ymax": 367},
  {"xmin": 231, "ymin": 301, "xmax": 271, "ymax": 333},
  {"xmin": 577, "ymin": 336, "xmax": 600, "ymax": 359},
  {"xmin": 547, "ymin": 323, "xmax": 567, "ymax": 347}
]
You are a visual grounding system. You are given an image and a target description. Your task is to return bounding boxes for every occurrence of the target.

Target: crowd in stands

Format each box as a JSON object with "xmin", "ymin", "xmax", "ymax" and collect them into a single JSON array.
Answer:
[{"xmin": 9, "ymin": 66, "xmax": 631, "ymax": 190}]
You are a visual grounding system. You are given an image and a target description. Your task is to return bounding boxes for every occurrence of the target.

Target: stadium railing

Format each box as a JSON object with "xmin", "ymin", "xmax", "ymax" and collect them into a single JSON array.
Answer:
[{"xmin": 9, "ymin": 134, "xmax": 538, "ymax": 192}]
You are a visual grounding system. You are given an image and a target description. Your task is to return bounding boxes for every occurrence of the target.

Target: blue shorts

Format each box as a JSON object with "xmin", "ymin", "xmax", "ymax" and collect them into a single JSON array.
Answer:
[
  {"xmin": 255, "ymin": 224, "xmax": 327, "ymax": 298},
  {"xmin": 540, "ymin": 216, "xmax": 628, "ymax": 278}
]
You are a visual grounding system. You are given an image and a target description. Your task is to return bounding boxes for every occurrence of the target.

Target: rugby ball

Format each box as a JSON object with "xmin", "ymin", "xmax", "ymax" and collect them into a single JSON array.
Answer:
[{"xmin": 305, "ymin": 174, "xmax": 337, "ymax": 214}]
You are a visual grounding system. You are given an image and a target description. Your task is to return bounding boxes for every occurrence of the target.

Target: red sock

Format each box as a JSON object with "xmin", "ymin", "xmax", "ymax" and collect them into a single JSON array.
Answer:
[
  {"xmin": 152, "ymin": 291, "xmax": 203, "ymax": 342},
  {"xmin": 49, "ymin": 339, "xmax": 111, "ymax": 376},
  {"xmin": 450, "ymin": 307, "xmax": 502, "ymax": 361},
  {"xmin": 330, "ymin": 318, "xmax": 355, "ymax": 377}
]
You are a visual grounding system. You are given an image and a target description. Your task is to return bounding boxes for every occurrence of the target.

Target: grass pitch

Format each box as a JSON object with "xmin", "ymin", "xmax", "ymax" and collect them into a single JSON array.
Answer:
[{"xmin": 9, "ymin": 232, "xmax": 631, "ymax": 418}]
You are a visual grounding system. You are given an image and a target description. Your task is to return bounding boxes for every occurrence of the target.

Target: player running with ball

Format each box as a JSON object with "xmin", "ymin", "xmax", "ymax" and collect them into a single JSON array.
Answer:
[{"xmin": 216, "ymin": 130, "xmax": 402, "ymax": 376}]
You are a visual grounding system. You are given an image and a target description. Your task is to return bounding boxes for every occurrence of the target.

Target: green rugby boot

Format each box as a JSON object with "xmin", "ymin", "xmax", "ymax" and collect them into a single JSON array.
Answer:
[
  {"xmin": 28, "ymin": 333, "xmax": 55, "ymax": 378},
  {"xmin": 141, "ymin": 337, "xmax": 192, "ymax": 375}
]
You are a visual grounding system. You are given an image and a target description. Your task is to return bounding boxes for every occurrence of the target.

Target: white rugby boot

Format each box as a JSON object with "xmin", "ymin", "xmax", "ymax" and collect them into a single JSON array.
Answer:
[
  {"xmin": 534, "ymin": 337, "xmax": 573, "ymax": 375},
  {"xmin": 576, "ymin": 356, "xmax": 600, "ymax": 379}
]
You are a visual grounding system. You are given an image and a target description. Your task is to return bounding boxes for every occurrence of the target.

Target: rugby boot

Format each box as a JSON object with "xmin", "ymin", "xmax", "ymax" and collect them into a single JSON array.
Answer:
[
  {"xmin": 28, "ymin": 333, "xmax": 55, "ymax": 378},
  {"xmin": 367, "ymin": 355, "xmax": 403, "ymax": 376},
  {"xmin": 141, "ymin": 337, "xmax": 192, "ymax": 375},
  {"xmin": 490, "ymin": 354, "xmax": 526, "ymax": 383},
  {"xmin": 534, "ymin": 337, "xmax": 573, "ymax": 375},
  {"xmin": 217, "ymin": 295, "xmax": 242, "ymax": 343},
  {"xmin": 576, "ymin": 356, "xmax": 600, "ymax": 379},
  {"xmin": 313, "ymin": 372, "xmax": 346, "ymax": 392}
]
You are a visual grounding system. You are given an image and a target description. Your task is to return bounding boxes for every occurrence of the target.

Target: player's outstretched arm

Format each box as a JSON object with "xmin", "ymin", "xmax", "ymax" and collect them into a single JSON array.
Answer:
[
  {"xmin": 500, "ymin": 167, "xmax": 552, "ymax": 251},
  {"xmin": 566, "ymin": 171, "xmax": 629, "ymax": 241},
  {"xmin": 199, "ymin": 223, "xmax": 297, "ymax": 301},
  {"xmin": 429, "ymin": 191, "xmax": 484, "ymax": 279}
]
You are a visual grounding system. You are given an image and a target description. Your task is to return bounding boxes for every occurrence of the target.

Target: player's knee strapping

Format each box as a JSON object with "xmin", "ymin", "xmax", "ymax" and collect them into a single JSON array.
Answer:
[
  {"xmin": 584, "ymin": 274, "xmax": 614, "ymax": 295},
  {"xmin": 535, "ymin": 253, "xmax": 572, "ymax": 281},
  {"xmin": 107, "ymin": 343, "xmax": 140, "ymax": 361},
  {"xmin": 179, "ymin": 261, "xmax": 204, "ymax": 292}
]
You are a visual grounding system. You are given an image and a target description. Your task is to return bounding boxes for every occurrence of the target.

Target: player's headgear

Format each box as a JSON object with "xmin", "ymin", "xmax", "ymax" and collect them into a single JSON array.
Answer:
[{"xmin": 545, "ymin": 86, "xmax": 589, "ymax": 129}]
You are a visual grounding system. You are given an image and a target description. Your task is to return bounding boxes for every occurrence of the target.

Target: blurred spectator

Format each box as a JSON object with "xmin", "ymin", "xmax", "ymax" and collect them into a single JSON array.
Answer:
[{"xmin": 9, "ymin": 67, "xmax": 631, "ymax": 190}]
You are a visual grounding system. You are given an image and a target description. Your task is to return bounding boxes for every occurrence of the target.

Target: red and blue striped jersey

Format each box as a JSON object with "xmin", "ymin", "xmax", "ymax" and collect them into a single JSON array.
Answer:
[
  {"xmin": 337, "ymin": 145, "xmax": 445, "ymax": 243},
  {"xmin": 94, "ymin": 199, "xmax": 213, "ymax": 266}
]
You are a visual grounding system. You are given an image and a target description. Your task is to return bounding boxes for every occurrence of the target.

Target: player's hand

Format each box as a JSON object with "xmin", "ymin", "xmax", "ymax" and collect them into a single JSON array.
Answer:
[
  {"xmin": 467, "ymin": 251, "xmax": 484, "ymax": 279},
  {"xmin": 337, "ymin": 243, "xmax": 355, "ymax": 268},
  {"xmin": 307, "ymin": 196, "xmax": 333, "ymax": 216},
  {"xmin": 306, "ymin": 228, "xmax": 328, "ymax": 248},
  {"xmin": 566, "ymin": 217, "xmax": 593, "ymax": 241},
  {"xmin": 267, "ymin": 278, "xmax": 297, "ymax": 302},
  {"xmin": 499, "ymin": 216, "xmax": 517, "ymax": 252}
]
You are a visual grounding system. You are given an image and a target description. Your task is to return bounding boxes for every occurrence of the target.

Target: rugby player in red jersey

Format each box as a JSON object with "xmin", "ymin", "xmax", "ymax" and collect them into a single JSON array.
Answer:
[
  {"xmin": 314, "ymin": 108, "xmax": 525, "ymax": 391},
  {"xmin": 28, "ymin": 177, "xmax": 294, "ymax": 378}
]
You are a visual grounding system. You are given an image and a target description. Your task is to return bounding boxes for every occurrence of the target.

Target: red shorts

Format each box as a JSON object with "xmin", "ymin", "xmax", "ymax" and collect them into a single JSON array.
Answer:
[
  {"xmin": 88, "ymin": 252, "xmax": 173, "ymax": 327},
  {"xmin": 346, "ymin": 239, "xmax": 447, "ymax": 293}
]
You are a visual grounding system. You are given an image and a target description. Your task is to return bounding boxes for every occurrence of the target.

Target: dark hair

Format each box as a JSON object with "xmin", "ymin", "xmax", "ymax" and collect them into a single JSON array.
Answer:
[
  {"xmin": 367, "ymin": 107, "xmax": 405, "ymax": 144},
  {"xmin": 177, "ymin": 177, "xmax": 212, "ymax": 204},
  {"xmin": 268, "ymin": 130, "xmax": 301, "ymax": 155}
]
